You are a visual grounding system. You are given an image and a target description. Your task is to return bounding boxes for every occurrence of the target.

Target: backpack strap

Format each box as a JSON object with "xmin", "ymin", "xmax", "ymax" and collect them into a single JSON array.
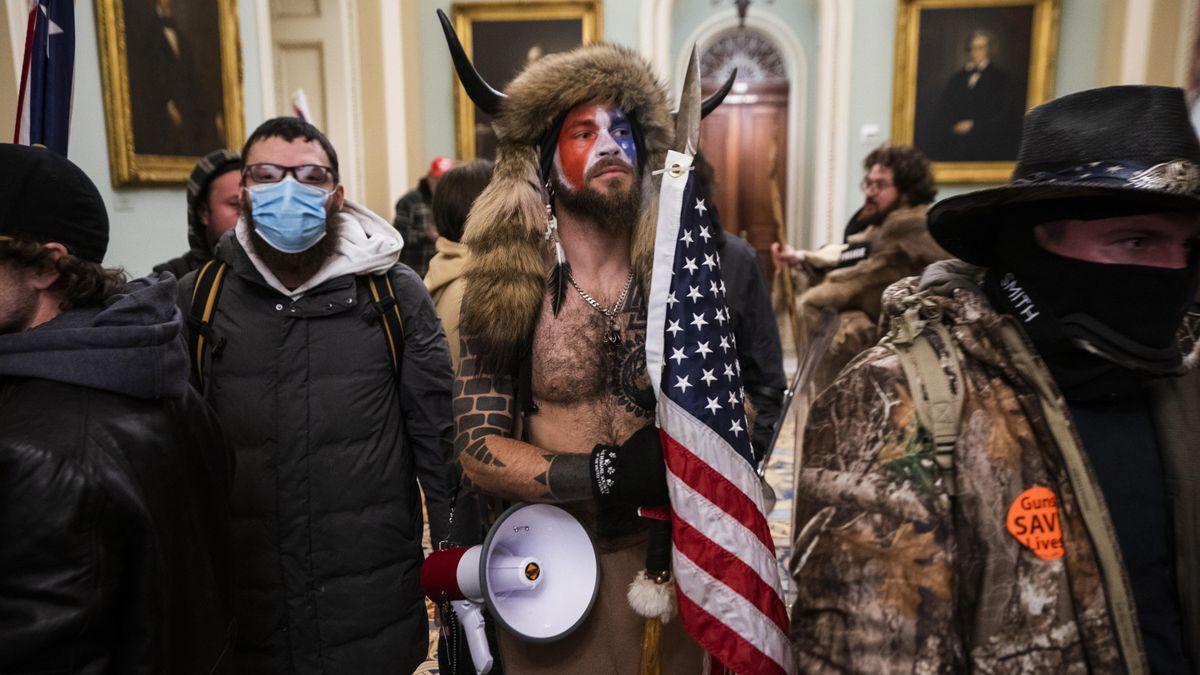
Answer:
[
  {"xmin": 188, "ymin": 260, "xmax": 229, "ymax": 386},
  {"xmin": 366, "ymin": 273, "xmax": 405, "ymax": 375},
  {"xmin": 886, "ymin": 303, "xmax": 966, "ymax": 493}
]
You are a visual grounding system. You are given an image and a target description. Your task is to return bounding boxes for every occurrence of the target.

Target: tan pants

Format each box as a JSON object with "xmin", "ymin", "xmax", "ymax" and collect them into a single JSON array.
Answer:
[{"xmin": 496, "ymin": 542, "xmax": 704, "ymax": 674}]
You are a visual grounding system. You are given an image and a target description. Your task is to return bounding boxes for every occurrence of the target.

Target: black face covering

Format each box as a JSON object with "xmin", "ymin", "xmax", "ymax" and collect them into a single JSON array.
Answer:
[{"xmin": 987, "ymin": 224, "xmax": 1198, "ymax": 400}]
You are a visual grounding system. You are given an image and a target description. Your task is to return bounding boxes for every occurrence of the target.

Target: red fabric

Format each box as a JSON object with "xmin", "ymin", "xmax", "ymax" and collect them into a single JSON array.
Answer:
[
  {"xmin": 673, "ymin": 517, "xmax": 790, "ymax": 633},
  {"xmin": 677, "ymin": 592, "xmax": 787, "ymax": 675},
  {"xmin": 420, "ymin": 546, "xmax": 470, "ymax": 601},
  {"xmin": 428, "ymin": 156, "xmax": 454, "ymax": 178},
  {"xmin": 13, "ymin": 5, "xmax": 35, "ymax": 143},
  {"xmin": 663, "ymin": 433, "xmax": 775, "ymax": 552}
]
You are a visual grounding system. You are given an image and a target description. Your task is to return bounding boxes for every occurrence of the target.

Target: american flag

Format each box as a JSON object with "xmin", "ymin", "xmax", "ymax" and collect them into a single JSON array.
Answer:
[
  {"xmin": 646, "ymin": 150, "xmax": 792, "ymax": 674},
  {"xmin": 13, "ymin": 0, "xmax": 74, "ymax": 154}
]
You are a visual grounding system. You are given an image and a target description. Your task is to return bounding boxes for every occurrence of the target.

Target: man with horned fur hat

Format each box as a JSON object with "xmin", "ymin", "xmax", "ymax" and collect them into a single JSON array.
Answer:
[{"xmin": 438, "ymin": 12, "xmax": 734, "ymax": 673}]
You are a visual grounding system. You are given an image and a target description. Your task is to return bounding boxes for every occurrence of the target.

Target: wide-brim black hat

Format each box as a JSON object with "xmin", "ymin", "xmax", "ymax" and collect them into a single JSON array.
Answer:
[{"xmin": 928, "ymin": 85, "xmax": 1200, "ymax": 265}]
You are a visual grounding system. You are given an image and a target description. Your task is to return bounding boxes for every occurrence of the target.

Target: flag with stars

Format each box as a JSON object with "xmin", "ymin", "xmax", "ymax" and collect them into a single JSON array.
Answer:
[
  {"xmin": 645, "ymin": 150, "xmax": 791, "ymax": 675},
  {"xmin": 14, "ymin": 0, "xmax": 75, "ymax": 154}
]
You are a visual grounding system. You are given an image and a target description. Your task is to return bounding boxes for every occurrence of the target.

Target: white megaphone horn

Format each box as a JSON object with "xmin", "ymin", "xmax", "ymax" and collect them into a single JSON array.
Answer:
[{"xmin": 421, "ymin": 503, "xmax": 600, "ymax": 674}]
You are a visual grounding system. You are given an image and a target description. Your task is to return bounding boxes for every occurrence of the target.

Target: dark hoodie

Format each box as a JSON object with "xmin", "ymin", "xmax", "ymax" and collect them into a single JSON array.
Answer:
[
  {"xmin": 0, "ymin": 275, "xmax": 234, "ymax": 673},
  {"xmin": 152, "ymin": 206, "xmax": 215, "ymax": 280},
  {"xmin": 0, "ymin": 275, "xmax": 189, "ymax": 398}
]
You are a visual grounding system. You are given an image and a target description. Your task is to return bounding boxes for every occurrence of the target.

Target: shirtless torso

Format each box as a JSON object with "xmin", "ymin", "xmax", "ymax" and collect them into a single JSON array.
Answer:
[
  {"xmin": 454, "ymin": 266, "xmax": 703, "ymax": 674},
  {"xmin": 454, "ymin": 257, "xmax": 652, "ymax": 511}
]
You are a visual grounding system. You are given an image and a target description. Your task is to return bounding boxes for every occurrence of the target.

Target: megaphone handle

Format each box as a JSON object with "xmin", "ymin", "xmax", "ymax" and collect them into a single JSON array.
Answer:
[{"xmin": 451, "ymin": 600, "xmax": 494, "ymax": 675}]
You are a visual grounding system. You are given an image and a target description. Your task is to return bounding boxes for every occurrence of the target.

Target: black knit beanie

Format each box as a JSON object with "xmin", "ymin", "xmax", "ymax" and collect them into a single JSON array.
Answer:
[{"xmin": 0, "ymin": 144, "xmax": 108, "ymax": 263}]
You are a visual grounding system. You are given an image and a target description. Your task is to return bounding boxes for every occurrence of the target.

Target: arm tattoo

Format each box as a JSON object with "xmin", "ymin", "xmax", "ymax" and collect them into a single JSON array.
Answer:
[{"xmin": 454, "ymin": 336, "xmax": 588, "ymax": 503}]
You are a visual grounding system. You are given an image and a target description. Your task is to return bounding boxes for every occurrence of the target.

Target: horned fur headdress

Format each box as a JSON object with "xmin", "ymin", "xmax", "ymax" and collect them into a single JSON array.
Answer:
[{"xmin": 440, "ymin": 11, "xmax": 732, "ymax": 373}]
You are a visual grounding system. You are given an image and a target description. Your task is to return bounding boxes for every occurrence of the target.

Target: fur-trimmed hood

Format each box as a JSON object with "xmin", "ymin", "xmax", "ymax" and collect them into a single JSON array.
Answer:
[{"xmin": 459, "ymin": 44, "xmax": 674, "ymax": 373}]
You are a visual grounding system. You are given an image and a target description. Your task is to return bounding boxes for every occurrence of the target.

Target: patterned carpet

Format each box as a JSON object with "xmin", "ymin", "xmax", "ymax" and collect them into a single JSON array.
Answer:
[{"xmin": 413, "ymin": 358, "xmax": 801, "ymax": 673}]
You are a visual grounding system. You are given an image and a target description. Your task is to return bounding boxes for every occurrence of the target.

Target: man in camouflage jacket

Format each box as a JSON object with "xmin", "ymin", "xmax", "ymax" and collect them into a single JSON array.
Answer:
[{"xmin": 791, "ymin": 86, "xmax": 1200, "ymax": 674}]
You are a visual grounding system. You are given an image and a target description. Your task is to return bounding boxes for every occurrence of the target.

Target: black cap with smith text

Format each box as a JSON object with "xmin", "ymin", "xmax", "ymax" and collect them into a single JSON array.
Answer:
[{"xmin": 0, "ymin": 143, "xmax": 108, "ymax": 263}]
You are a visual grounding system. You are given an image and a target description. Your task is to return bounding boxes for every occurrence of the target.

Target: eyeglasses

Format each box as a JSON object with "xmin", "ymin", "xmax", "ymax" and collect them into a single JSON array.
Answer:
[
  {"xmin": 860, "ymin": 178, "xmax": 894, "ymax": 193},
  {"xmin": 244, "ymin": 163, "xmax": 337, "ymax": 185}
]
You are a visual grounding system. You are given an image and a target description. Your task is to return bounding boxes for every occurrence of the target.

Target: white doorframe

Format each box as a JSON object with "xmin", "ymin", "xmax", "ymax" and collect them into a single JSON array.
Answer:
[
  {"xmin": 674, "ymin": 8, "xmax": 809, "ymax": 249},
  {"xmin": 254, "ymin": 0, "xmax": 276, "ymax": 120},
  {"xmin": 812, "ymin": 0, "xmax": 854, "ymax": 249}
]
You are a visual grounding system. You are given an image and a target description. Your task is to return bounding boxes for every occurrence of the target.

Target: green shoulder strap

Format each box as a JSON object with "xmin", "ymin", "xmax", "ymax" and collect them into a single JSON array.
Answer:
[
  {"xmin": 188, "ymin": 260, "xmax": 229, "ymax": 386},
  {"xmin": 366, "ymin": 273, "xmax": 405, "ymax": 376},
  {"xmin": 885, "ymin": 303, "xmax": 966, "ymax": 493}
]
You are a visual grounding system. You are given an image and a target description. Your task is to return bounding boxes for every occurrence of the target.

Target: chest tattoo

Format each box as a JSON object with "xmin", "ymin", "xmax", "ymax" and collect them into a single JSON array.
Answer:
[{"xmin": 605, "ymin": 287, "xmax": 654, "ymax": 418}]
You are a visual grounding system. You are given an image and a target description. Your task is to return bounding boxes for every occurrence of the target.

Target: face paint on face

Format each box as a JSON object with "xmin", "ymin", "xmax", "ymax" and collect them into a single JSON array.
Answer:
[{"xmin": 554, "ymin": 103, "xmax": 638, "ymax": 190}]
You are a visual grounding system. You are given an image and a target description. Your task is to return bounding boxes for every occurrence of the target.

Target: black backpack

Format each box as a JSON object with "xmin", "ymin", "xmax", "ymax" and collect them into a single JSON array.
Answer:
[{"xmin": 186, "ymin": 260, "xmax": 406, "ymax": 386}]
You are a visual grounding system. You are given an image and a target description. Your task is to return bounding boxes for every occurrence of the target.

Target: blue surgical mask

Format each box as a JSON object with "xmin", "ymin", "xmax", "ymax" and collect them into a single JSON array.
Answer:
[{"xmin": 247, "ymin": 178, "xmax": 331, "ymax": 253}]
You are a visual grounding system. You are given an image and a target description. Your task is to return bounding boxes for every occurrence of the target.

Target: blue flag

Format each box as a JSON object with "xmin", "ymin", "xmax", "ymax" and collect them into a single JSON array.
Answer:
[{"xmin": 15, "ymin": 0, "xmax": 75, "ymax": 155}]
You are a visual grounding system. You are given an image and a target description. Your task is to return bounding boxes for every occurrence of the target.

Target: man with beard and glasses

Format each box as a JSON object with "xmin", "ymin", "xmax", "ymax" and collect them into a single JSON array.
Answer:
[
  {"xmin": 439, "ymin": 14, "xmax": 735, "ymax": 671},
  {"xmin": 175, "ymin": 117, "xmax": 462, "ymax": 674},
  {"xmin": 772, "ymin": 144, "xmax": 948, "ymax": 392},
  {"xmin": 790, "ymin": 86, "xmax": 1200, "ymax": 674}
]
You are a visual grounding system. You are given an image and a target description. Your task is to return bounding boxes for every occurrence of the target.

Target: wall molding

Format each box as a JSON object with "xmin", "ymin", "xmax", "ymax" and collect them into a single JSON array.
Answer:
[
  {"xmin": 674, "ymin": 8, "xmax": 808, "ymax": 248},
  {"xmin": 811, "ymin": 0, "xmax": 853, "ymax": 249},
  {"xmin": 255, "ymin": 0, "xmax": 277, "ymax": 120},
  {"xmin": 639, "ymin": 0, "xmax": 675, "ymax": 82}
]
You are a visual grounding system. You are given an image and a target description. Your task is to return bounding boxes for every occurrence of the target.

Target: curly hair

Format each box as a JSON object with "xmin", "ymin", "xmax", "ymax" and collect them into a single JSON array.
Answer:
[
  {"xmin": 0, "ymin": 237, "xmax": 127, "ymax": 311},
  {"xmin": 863, "ymin": 144, "xmax": 937, "ymax": 206}
]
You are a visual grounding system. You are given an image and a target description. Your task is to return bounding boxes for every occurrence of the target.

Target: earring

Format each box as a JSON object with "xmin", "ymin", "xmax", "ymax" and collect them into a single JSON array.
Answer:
[{"xmin": 544, "ymin": 181, "xmax": 570, "ymax": 316}]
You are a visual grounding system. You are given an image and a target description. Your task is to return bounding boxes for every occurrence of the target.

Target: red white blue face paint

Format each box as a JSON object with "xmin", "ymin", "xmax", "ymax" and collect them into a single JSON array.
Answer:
[{"xmin": 554, "ymin": 102, "xmax": 638, "ymax": 190}]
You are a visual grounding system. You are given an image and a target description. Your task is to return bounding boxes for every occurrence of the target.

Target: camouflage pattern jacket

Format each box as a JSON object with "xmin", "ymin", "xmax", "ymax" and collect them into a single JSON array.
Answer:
[{"xmin": 791, "ymin": 261, "xmax": 1200, "ymax": 674}]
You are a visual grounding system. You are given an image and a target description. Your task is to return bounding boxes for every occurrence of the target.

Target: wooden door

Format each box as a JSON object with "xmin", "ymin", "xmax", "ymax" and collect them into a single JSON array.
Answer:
[{"xmin": 699, "ymin": 81, "xmax": 788, "ymax": 279}]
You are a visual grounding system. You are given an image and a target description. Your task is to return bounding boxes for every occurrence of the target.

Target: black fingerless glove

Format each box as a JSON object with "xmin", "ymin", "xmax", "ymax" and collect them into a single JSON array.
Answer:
[{"xmin": 589, "ymin": 425, "xmax": 669, "ymax": 508}]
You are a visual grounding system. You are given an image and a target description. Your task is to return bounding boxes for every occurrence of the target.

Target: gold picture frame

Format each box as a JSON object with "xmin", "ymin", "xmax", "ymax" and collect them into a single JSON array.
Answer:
[
  {"xmin": 95, "ymin": 0, "xmax": 245, "ymax": 186},
  {"xmin": 891, "ymin": 0, "xmax": 1060, "ymax": 183},
  {"xmin": 451, "ymin": 1, "xmax": 602, "ymax": 160}
]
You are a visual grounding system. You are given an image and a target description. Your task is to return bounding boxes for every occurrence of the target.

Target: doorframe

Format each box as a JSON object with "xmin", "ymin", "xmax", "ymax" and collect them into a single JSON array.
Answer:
[{"xmin": 674, "ymin": 9, "xmax": 808, "ymax": 251}]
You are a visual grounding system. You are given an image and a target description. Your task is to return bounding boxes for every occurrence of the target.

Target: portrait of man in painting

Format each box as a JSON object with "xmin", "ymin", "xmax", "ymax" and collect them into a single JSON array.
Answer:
[
  {"xmin": 122, "ymin": 0, "xmax": 225, "ymax": 157},
  {"xmin": 468, "ymin": 18, "xmax": 585, "ymax": 159},
  {"xmin": 912, "ymin": 5, "xmax": 1034, "ymax": 163}
]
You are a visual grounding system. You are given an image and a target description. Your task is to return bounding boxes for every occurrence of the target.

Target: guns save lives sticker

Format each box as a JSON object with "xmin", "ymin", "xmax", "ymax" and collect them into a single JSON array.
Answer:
[{"xmin": 1006, "ymin": 486, "xmax": 1065, "ymax": 561}]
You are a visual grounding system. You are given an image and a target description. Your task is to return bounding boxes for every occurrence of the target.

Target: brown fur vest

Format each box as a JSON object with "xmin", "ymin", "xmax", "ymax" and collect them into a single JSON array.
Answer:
[{"xmin": 459, "ymin": 44, "xmax": 673, "ymax": 374}]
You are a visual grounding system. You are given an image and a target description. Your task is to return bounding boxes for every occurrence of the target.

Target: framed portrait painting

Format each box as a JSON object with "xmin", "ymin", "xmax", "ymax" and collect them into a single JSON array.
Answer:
[
  {"xmin": 891, "ymin": 0, "xmax": 1060, "ymax": 183},
  {"xmin": 95, "ymin": 0, "xmax": 245, "ymax": 186},
  {"xmin": 451, "ymin": 1, "xmax": 602, "ymax": 160}
]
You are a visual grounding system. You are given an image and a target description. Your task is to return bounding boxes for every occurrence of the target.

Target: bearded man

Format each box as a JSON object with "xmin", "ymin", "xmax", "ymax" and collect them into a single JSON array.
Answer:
[
  {"xmin": 440, "ymin": 15, "xmax": 734, "ymax": 672},
  {"xmin": 772, "ymin": 144, "xmax": 948, "ymax": 391},
  {"xmin": 175, "ymin": 117, "xmax": 461, "ymax": 673}
]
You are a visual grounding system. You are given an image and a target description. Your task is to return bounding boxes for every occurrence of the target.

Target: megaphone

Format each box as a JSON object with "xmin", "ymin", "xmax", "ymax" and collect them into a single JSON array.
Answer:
[{"xmin": 421, "ymin": 503, "xmax": 599, "ymax": 674}]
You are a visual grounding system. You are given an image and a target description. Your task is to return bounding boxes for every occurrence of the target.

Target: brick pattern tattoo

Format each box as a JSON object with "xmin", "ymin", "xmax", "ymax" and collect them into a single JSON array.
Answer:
[{"xmin": 454, "ymin": 336, "xmax": 590, "ymax": 502}]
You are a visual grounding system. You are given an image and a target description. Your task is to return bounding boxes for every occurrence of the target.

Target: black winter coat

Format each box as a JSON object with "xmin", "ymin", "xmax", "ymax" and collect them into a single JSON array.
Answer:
[
  {"xmin": 714, "ymin": 228, "xmax": 786, "ymax": 462},
  {"xmin": 0, "ymin": 277, "xmax": 234, "ymax": 673},
  {"xmin": 179, "ymin": 236, "xmax": 457, "ymax": 674}
]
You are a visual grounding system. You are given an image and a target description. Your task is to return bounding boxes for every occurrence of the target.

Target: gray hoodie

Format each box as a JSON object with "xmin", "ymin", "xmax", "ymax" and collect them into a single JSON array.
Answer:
[{"xmin": 0, "ymin": 275, "xmax": 189, "ymax": 400}]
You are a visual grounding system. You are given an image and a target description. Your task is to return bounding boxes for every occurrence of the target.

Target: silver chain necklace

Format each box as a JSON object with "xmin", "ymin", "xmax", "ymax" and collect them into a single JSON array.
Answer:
[{"xmin": 566, "ymin": 269, "xmax": 634, "ymax": 346}]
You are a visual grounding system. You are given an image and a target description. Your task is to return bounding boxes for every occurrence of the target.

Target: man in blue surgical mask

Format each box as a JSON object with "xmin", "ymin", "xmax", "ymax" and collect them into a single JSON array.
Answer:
[{"xmin": 175, "ymin": 117, "xmax": 471, "ymax": 674}]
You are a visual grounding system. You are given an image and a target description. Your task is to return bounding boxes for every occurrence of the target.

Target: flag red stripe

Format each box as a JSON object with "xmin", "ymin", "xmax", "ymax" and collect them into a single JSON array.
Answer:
[
  {"xmin": 673, "ymin": 516, "xmax": 790, "ymax": 632},
  {"xmin": 662, "ymin": 432, "xmax": 775, "ymax": 552},
  {"xmin": 13, "ymin": 4, "xmax": 37, "ymax": 143},
  {"xmin": 677, "ymin": 590, "xmax": 788, "ymax": 675}
]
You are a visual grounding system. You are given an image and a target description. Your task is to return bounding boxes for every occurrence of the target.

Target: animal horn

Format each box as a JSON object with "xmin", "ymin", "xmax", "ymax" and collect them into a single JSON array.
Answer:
[
  {"xmin": 437, "ymin": 9, "xmax": 505, "ymax": 116},
  {"xmin": 701, "ymin": 69, "xmax": 737, "ymax": 118}
]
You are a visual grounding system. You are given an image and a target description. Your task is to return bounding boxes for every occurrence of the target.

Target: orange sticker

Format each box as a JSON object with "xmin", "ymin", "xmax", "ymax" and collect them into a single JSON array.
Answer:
[{"xmin": 1006, "ymin": 486, "xmax": 1064, "ymax": 561}]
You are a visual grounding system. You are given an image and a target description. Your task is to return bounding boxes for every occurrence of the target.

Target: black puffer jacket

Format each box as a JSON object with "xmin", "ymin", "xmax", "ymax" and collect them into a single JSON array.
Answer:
[
  {"xmin": 0, "ymin": 276, "xmax": 234, "ymax": 673},
  {"xmin": 178, "ymin": 224, "xmax": 457, "ymax": 673}
]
